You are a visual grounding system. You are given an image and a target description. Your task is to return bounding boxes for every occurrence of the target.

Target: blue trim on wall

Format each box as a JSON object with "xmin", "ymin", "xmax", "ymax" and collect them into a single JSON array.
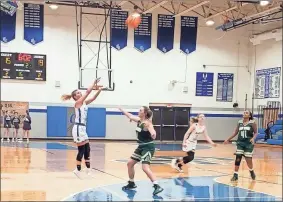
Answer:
[
  {"xmin": 47, "ymin": 106, "xmax": 67, "ymax": 137},
  {"xmin": 29, "ymin": 108, "xmax": 283, "ymax": 118},
  {"xmin": 29, "ymin": 109, "xmax": 47, "ymax": 113},
  {"xmin": 191, "ymin": 113, "xmax": 242, "ymax": 118},
  {"xmin": 106, "ymin": 111, "xmax": 139, "ymax": 115},
  {"xmin": 87, "ymin": 108, "xmax": 106, "ymax": 137}
]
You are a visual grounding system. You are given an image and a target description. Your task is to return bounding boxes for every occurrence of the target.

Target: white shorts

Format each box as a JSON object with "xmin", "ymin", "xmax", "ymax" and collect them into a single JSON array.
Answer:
[
  {"xmin": 72, "ymin": 124, "xmax": 88, "ymax": 143},
  {"xmin": 182, "ymin": 140, "xmax": 197, "ymax": 152}
]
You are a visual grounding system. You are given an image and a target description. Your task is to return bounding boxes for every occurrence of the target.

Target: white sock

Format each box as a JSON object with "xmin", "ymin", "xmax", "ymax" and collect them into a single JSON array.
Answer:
[
  {"xmin": 234, "ymin": 172, "xmax": 238, "ymax": 175},
  {"xmin": 129, "ymin": 179, "xmax": 134, "ymax": 182},
  {"xmin": 153, "ymin": 181, "xmax": 158, "ymax": 185},
  {"xmin": 249, "ymin": 168, "xmax": 254, "ymax": 172}
]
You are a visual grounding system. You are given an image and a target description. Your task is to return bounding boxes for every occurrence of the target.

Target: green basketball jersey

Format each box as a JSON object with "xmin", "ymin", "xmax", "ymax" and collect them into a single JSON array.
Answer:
[
  {"xmin": 237, "ymin": 119, "xmax": 255, "ymax": 142},
  {"xmin": 136, "ymin": 122, "xmax": 154, "ymax": 145}
]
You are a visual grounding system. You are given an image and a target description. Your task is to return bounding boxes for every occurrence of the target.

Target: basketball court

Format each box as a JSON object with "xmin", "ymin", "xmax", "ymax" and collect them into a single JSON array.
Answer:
[{"xmin": 1, "ymin": 141, "xmax": 282, "ymax": 201}]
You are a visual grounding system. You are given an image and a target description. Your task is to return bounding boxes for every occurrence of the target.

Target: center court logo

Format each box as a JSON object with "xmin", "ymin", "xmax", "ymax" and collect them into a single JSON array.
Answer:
[{"xmin": 113, "ymin": 156, "xmax": 233, "ymax": 166}]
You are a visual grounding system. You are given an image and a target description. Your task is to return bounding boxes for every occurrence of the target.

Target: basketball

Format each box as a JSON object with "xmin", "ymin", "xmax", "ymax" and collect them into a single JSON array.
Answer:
[{"xmin": 126, "ymin": 13, "xmax": 141, "ymax": 29}]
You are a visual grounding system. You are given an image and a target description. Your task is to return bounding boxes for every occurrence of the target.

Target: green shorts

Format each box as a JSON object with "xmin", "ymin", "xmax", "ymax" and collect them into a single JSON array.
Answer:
[
  {"xmin": 235, "ymin": 141, "xmax": 254, "ymax": 158},
  {"xmin": 130, "ymin": 144, "xmax": 155, "ymax": 164}
]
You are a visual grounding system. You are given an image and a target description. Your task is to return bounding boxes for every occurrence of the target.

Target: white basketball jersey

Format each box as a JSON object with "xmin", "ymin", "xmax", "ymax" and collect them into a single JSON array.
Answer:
[
  {"xmin": 75, "ymin": 103, "xmax": 88, "ymax": 125},
  {"xmin": 187, "ymin": 123, "xmax": 205, "ymax": 142}
]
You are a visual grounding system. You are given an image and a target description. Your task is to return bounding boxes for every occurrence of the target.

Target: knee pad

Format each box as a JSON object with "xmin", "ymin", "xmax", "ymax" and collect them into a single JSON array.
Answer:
[
  {"xmin": 183, "ymin": 151, "xmax": 195, "ymax": 164},
  {"xmin": 76, "ymin": 145, "xmax": 85, "ymax": 161},
  {"xmin": 235, "ymin": 155, "xmax": 242, "ymax": 166},
  {"xmin": 84, "ymin": 143, "xmax": 90, "ymax": 160}
]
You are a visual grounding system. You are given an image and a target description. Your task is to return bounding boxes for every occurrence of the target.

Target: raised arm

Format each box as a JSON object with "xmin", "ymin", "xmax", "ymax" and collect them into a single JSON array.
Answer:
[
  {"xmin": 75, "ymin": 78, "xmax": 100, "ymax": 108},
  {"xmin": 203, "ymin": 127, "xmax": 216, "ymax": 146},
  {"xmin": 85, "ymin": 86, "xmax": 103, "ymax": 105},
  {"xmin": 119, "ymin": 108, "xmax": 140, "ymax": 122}
]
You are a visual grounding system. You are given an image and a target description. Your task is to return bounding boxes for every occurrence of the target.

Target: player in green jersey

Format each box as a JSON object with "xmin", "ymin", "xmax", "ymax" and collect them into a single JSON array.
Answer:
[
  {"xmin": 119, "ymin": 106, "xmax": 164, "ymax": 195},
  {"xmin": 224, "ymin": 110, "xmax": 258, "ymax": 182}
]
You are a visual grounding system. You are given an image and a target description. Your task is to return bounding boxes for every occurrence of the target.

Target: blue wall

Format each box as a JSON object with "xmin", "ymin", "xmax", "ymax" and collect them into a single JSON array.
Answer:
[
  {"xmin": 24, "ymin": 106, "xmax": 283, "ymax": 140},
  {"xmin": 46, "ymin": 106, "xmax": 106, "ymax": 138},
  {"xmin": 47, "ymin": 106, "xmax": 68, "ymax": 137}
]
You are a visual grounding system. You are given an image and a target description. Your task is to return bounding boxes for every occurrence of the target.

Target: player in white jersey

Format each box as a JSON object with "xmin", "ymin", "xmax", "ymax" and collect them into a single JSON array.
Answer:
[
  {"xmin": 62, "ymin": 78, "xmax": 103, "ymax": 177},
  {"xmin": 171, "ymin": 114, "xmax": 217, "ymax": 172}
]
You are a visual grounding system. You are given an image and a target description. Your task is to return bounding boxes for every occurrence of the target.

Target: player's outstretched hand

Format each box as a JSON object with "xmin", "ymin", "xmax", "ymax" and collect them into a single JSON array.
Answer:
[
  {"xmin": 212, "ymin": 143, "xmax": 217, "ymax": 147},
  {"xmin": 223, "ymin": 139, "xmax": 229, "ymax": 145}
]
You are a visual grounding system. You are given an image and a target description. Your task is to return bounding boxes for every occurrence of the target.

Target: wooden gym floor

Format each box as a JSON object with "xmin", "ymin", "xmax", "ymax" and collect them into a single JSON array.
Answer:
[{"xmin": 1, "ymin": 140, "xmax": 282, "ymax": 201}]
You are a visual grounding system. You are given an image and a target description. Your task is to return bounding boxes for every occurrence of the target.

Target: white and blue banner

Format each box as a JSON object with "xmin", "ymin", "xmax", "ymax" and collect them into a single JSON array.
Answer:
[
  {"xmin": 134, "ymin": 13, "xmax": 152, "ymax": 52},
  {"xmin": 24, "ymin": 3, "xmax": 44, "ymax": 45},
  {"xmin": 255, "ymin": 67, "xmax": 281, "ymax": 99},
  {"xmin": 110, "ymin": 10, "xmax": 128, "ymax": 50},
  {"xmin": 195, "ymin": 72, "xmax": 214, "ymax": 96},
  {"xmin": 180, "ymin": 16, "xmax": 198, "ymax": 54},
  {"xmin": 216, "ymin": 73, "xmax": 234, "ymax": 102},
  {"xmin": 0, "ymin": 11, "xmax": 16, "ymax": 43},
  {"xmin": 157, "ymin": 14, "xmax": 175, "ymax": 53}
]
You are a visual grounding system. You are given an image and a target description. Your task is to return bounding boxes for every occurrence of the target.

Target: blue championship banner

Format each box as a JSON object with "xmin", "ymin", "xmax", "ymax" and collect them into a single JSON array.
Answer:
[
  {"xmin": 180, "ymin": 16, "xmax": 198, "ymax": 54},
  {"xmin": 255, "ymin": 67, "xmax": 281, "ymax": 99},
  {"xmin": 216, "ymin": 73, "xmax": 234, "ymax": 102},
  {"xmin": 134, "ymin": 13, "xmax": 152, "ymax": 52},
  {"xmin": 110, "ymin": 10, "xmax": 128, "ymax": 50},
  {"xmin": 0, "ymin": 11, "xmax": 16, "ymax": 43},
  {"xmin": 24, "ymin": 3, "xmax": 44, "ymax": 45},
  {"xmin": 157, "ymin": 14, "xmax": 175, "ymax": 53},
  {"xmin": 195, "ymin": 72, "xmax": 214, "ymax": 97}
]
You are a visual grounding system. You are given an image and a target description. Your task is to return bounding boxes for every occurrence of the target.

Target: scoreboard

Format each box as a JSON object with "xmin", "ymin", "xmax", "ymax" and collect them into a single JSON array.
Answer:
[{"xmin": 1, "ymin": 52, "xmax": 46, "ymax": 81}]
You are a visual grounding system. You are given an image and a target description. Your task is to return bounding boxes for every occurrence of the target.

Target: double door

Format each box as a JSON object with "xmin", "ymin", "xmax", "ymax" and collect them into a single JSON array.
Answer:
[{"xmin": 150, "ymin": 107, "xmax": 191, "ymax": 141}]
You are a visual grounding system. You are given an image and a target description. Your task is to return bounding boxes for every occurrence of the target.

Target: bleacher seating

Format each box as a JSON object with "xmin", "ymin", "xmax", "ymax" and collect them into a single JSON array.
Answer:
[
  {"xmin": 256, "ymin": 119, "xmax": 282, "ymax": 145},
  {"xmin": 266, "ymin": 119, "xmax": 282, "ymax": 146}
]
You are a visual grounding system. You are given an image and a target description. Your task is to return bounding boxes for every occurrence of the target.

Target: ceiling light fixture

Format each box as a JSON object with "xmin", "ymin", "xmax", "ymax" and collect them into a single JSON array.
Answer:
[
  {"xmin": 206, "ymin": 19, "xmax": 215, "ymax": 26},
  {"xmin": 260, "ymin": 1, "xmax": 269, "ymax": 6},
  {"xmin": 49, "ymin": 4, "xmax": 58, "ymax": 10}
]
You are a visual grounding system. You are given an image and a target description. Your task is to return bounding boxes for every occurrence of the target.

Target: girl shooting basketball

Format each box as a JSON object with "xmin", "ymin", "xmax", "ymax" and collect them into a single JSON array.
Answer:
[
  {"xmin": 224, "ymin": 110, "xmax": 257, "ymax": 181},
  {"xmin": 171, "ymin": 114, "xmax": 217, "ymax": 172},
  {"xmin": 62, "ymin": 78, "xmax": 103, "ymax": 178},
  {"xmin": 119, "ymin": 106, "xmax": 164, "ymax": 195}
]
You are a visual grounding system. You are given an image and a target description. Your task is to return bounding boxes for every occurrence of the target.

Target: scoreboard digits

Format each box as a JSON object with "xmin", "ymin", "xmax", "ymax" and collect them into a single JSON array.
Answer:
[
  {"xmin": 1, "ymin": 52, "xmax": 46, "ymax": 81},
  {"xmin": 5, "ymin": 57, "xmax": 11, "ymax": 64}
]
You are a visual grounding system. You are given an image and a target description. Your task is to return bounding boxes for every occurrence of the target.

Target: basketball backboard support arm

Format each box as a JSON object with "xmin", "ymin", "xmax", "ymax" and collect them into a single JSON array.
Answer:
[{"xmin": 72, "ymin": 2, "xmax": 118, "ymax": 91}]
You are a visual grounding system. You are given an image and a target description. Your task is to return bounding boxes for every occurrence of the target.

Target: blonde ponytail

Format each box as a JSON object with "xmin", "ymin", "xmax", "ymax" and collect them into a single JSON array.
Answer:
[{"xmin": 61, "ymin": 94, "xmax": 72, "ymax": 101}]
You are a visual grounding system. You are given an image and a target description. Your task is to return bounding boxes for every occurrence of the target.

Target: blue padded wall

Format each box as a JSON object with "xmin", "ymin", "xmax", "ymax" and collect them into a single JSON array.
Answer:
[
  {"xmin": 87, "ymin": 108, "xmax": 106, "ymax": 137},
  {"xmin": 47, "ymin": 106, "xmax": 67, "ymax": 137}
]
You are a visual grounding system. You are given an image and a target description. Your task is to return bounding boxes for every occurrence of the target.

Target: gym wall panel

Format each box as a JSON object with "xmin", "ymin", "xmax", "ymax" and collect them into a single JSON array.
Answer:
[
  {"xmin": 87, "ymin": 108, "xmax": 106, "ymax": 137},
  {"xmin": 24, "ymin": 105, "xmax": 281, "ymax": 141},
  {"xmin": 29, "ymin": 112, "xmax": 47, "ymax": 138},
  {"xmin": 47, "ymin": 106, "xmax": 67, "ymax": 137},
  {"xmin": 106, "ymin": 115, "xmax": 136, "ymax": 140},
  {"xmin": 197, "ymin": 117, "xmax": 240, "ymax": 141}
]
